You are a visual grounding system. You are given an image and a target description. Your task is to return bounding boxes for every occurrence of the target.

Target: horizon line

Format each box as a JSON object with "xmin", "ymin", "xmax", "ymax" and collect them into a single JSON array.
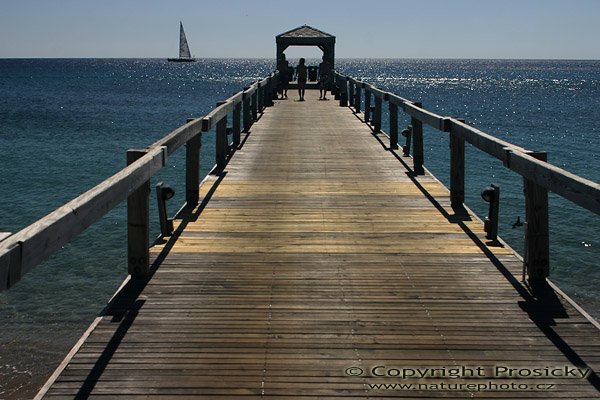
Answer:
[{"xmin": 1, "ymin": 56, "xmax": 600, "ymax": 61}]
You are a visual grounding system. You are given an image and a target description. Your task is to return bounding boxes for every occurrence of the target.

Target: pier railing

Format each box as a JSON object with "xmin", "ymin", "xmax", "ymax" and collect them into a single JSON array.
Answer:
[
  {"xmin": 333, "ymin": 71, "xmax": 600, "ymax": 281},
  {"xmin": 0, "ymin": 72, "xmax": 279, "ymax": 291}
]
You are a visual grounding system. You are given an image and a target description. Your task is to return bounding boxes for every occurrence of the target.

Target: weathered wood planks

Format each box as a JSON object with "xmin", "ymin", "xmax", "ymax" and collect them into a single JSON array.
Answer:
[{"xmin": 39, "ymin": 90, "xmax": 600, "ymax": 399}]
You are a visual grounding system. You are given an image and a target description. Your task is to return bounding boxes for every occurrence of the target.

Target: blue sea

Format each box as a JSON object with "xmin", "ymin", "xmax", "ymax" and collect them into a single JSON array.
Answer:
[{"xmin": 0, "ymin": 58, "xmax": 598, "ymax": 398}]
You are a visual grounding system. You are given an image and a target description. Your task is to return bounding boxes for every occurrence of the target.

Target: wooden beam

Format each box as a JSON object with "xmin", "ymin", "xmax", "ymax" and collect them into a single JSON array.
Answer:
[
  {"xmin": 387, "ymin": 92, "xmax": 411, "ymax": 107},
  {"xmin": 449, "ymin": 119, "xmax": 528, "ymax": 163},
  {"xmin": 354, "ymin": 79, "xmax": 361, "ymax": 113},
  {"xmin": 152, "ymin": 118, "xmax": 203, "ymax": 156},
  {"xmin": 216, "ymin": 112, "xmax": 228, "ymax": 169},
  {"xmin": 185, "ymin": 129, "xmax": 201, "ymax": 207},
  {"xmin": 202, "ymin": 101, "xmax": 234, "ymax": 132},
  {"xmin": 524, "ymin": 152, "xmax": 550, "ymax": 281},
  {"xmin": 0, "ymin": 146, "xmax": 165, "ymax": 290},
  {"xmin": 364, "ymin": 87, "xmax": 371, "ymax": 123},
  {"xmin": 339, "ymin": 76, "xmax": 348, "ymax": 107},
  {"xmin": 0, "ymin": 242, "xmax": 20, "ymax": 291},
  {"xmin": 389, "ymin": 102, "xmax": 398, "ymax": 149},
  {"xmin": 251, "ymin": 87, "xmax": 258, "ymax": 121},
  {"xmin": 373, "ymin": 96, "xmax": 382, "ymax": 133},
  {"xmin": 127, "ymin": 149, "xmax": 151, "ymax": 279},
  {"xmin": 233, "ymin": 100, "xmax": 241, "ymax": 148},
  {"xmin": 403, "ymin": 102, "xmax": 448, "ymax": 131},
  {"xmin": 508, "ymin": 150, "xmax": 600, "ymax": 216},
  {"xmin": 365, "ymin": 83, "xmax": 386, "ymax": 99},
  {"xmin": 242, "ymin": 91, "xmax": 251, "ymax": 132},
  {"xmin": 411, "ymin": 102, "xmax": 425, "ymax": 175},
  {"xmin": 450, "ymin": 120, "xmax": 466, "ymax": 210}
]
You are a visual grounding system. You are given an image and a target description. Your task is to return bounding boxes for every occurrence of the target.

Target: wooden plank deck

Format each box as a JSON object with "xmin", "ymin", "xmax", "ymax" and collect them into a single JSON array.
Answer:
[{"xmin": 40, "ymin": 90, "xmax": 600, "ymax": 399}]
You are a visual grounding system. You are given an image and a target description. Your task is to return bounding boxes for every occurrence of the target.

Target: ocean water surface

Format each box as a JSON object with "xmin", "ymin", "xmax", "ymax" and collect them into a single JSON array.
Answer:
[{"xmin": 0, "ymin": 58, "xmax": 598, "ymax": 398}]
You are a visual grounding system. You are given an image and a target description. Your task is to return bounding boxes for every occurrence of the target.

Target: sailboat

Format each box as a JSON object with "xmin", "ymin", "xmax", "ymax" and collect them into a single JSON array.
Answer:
[{"xmin": 168, "ymin": 22, "xmax": 195, "ymax": 62}]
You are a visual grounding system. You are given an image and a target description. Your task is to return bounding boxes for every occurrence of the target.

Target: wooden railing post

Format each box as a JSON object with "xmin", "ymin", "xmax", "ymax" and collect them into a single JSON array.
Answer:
[
  {"xmin": 348, "ymin": 80, "xmax": 355, "ymax": 107},
  {"xmin": 0, "ymin": 241, "xmax": 21, "ymax": 291},
  {"xmin": 251, "ymin": 87, "xmax": 258, "ymax": 121},
  {"xmin": 333, "ymin": 74, "xmax": 340, "ymax": 100},
  {"xmin": 524, "ymin": 151, "xmax": 550, "ymax": 281},
  {"xmin": 355, "ymin": 81, "xmax": 362, "ymax": 113},
  {"xmin": 340, "ymin": 77, "xmax": 348, "ymax": 107},
  {"xmin": 389, "ymin": 100, "xmax": 398, "ymax": 149},
  {"xmin": 450, "ymin": 120, "xmax": 465, "ymax": 210},
  {"xmin": 266, "ymin": 76, "xmax": 274, "ymax": 107},
  {"xmin": 185, "ymin": 120, "xmax": 201, "ymax": 207},
  {"xmin": 364, "ymin": 89, "xmax": 371, "ymax": 123},
  {"xmin": 233, "ymin": 100, "xmax": 241, "ymax": 148},
  {"xmin": 215, "ymin": 103, "xmax": 228, "ymax": 168},
  {"xmin": 374, "ymin": 95, "xmax": 382, "ymax": 133},
  {"xmin": 265, "ymin": 78, "xmax": 273, "ymax": 107},
  {"xmin": 127, "ymin": 149, "xmax": 150, "ymax": 279},
  {"xmin": 271, "ymin": 73, "xmax": 279, "ymax": 103},
  {"xmin": 243, "ymin": 90, "xmax": 251, "ymax": 131},
  {"xmin": 257, "ymin": 83, "xmax": 263, "ymax": 113},
  {"xmin": 411, "ymin": 102, "xmax": 425, "ymax": 175}
]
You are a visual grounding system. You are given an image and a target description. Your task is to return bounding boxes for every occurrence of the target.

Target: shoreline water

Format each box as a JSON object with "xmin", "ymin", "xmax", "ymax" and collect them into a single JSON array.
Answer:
[{"xmin": 0, "ymin": 58, "xmax": 598, "ymax": 399}]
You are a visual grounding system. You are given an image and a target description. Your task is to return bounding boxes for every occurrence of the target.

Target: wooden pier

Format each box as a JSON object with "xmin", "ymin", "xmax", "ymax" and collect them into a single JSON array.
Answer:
[{"xmin": 24, "ymin": 85, "xmax": 599, "ymax": 398}]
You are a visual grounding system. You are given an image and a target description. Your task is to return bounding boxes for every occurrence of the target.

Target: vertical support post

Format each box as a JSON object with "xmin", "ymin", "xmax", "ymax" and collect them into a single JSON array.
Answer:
[
  {"xmin": 450, "ymin": 125, "xmax": 465, "ymax": 210},
  {"xmin": 272, "ymin": 75, "xmax": 278, "ymax": 103},
  {"xmin": 264, "ymin": 82, "xmax": 269, "ymax": 109},
  {"xmin": 355, "ymin": 82, "xmax": 362, "ymax": 113},
  {"xmin": 364, "ymin": 89, "xmax": 371, "ymax": 123},
  {"xmin": 348, "ymin": 80, "xmax": 355, "ymax": 107},
  {"xmin": 524, "ymin": 151, "xmax": 550, "ymax": 281},
  {"xmin": 257, "ymin": 83, "xmax": 263, "ymax": 113},
  {"xmin": 0, "ymin": 243, "xmax": 21, "ymax": 291},
  {"xmin": 185, "ymin": 123, "xmax": 201, "ymax": 207},
  {"xmin": 251, "ymin": 88, "xmax": 258, "ymax": 121},
  {"xmin": 269, "ymin": 77, "xmax": 275, "ymax": 106},
  {"xmin": 340, "ymin": 77, "xmax": 348, "ymax": 107},
  {"xmin": 274, "ymin": 73, "xmax": 280, "ymax": 101},
  {"xmin": 411, "ymin": 102, "xmax": 425, "ymax": 175},
  {"xmin": 233, "ymin": 100, "xmax": 241, "ymax": 147},
  {"xmin": 265, "ymin": 78, "xmax": 273, "ymax": 107},
  {"xmin": 389, "ymin": 101, "xmax": 398, "ymax": 149},
  {"xmin": 262, "ymin": 80, "xmax": 268, "ymax": 108},
  {"xmin": 216, "ymin": 111, "xmax": 228, "ymax": 169},
  {"xmin": 127, "ymin": 149, "xmax": 150, "ymax": 279},
  {"xmin": 374, "ymin": 96, "xmax": 382, "ymax": 133},
  {"xmin": 243, "ymin": 91, "xmax": 251, "ymax": 131}
]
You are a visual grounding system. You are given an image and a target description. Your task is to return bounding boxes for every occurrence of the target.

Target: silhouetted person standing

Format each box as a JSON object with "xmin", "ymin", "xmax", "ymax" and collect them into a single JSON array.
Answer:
[
  {"xmin": 318, "ymin": 56, "xmax": 331, "ymax": 100},
  {"xmin": 295, "ymin": 58, "xmax": 307, "ymax": 101},
  {"xmin": 277, "ymin": 54, "xmax": 289, "ymax": 99}
]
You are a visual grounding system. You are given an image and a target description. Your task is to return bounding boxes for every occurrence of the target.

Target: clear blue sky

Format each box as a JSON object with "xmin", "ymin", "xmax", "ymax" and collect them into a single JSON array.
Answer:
[{"xmin": 1, "ymin": 0, "xmax": 599, "ymax": 59}]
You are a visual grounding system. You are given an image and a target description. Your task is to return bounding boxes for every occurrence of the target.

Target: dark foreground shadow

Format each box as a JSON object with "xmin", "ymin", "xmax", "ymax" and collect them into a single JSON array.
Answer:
[
  {"xmin": 347, "ymin": 103, "xmax": 600, "ymax": 393},
  {"xmin": 391, "ymin": 148, "xmax": 600, "ymax": 394},
  {"xmin": 71, "ymin": 172, "xmax": 229, "ymax": 398}
]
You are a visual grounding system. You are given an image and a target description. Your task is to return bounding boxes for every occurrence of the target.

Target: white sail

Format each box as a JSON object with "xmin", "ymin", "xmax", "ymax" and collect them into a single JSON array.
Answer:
[{"xmin": 179, "ymin": 22, "xmax": 192, "ymax": 59}]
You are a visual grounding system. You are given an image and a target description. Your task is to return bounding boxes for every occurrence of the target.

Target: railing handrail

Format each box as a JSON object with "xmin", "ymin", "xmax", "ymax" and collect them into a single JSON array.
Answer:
[
  {"xmin": 0, "ymin": 71, "xmax": 279, "ymax": 291},
  {"xmin": 0, "ymin": 145, "xmax": 166, "ymax": 287},
  {"xmin": 336, "ymin": 71, "xmax": 600, "ymax": 216},
  {"xmin": 335, "ymin": 69, "xmax": 600, "ymax": 281}
]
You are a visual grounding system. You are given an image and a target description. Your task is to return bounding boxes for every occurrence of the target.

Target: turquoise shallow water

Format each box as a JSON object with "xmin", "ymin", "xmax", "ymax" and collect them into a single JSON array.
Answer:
[{"xmin": 0, "ymin": 58, "xmax": 598, "ymax": 398}]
